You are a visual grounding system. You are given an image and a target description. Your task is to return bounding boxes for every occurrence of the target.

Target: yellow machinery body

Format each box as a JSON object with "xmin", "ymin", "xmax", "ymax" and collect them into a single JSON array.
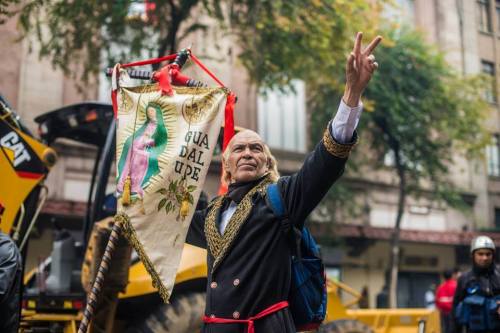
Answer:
[
  {"xmin": 326, "ymin": 281, "xmax": 440, "ymax": 333},
  {"xmin": 0, "ymin": 116, "xmax": 55, "ymax": 235}
]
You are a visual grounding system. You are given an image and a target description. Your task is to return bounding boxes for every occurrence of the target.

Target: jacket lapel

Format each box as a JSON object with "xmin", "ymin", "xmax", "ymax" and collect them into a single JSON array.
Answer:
[{"xmin": 205, "ymin": 176, "xmax": 272, "ymax": 273}]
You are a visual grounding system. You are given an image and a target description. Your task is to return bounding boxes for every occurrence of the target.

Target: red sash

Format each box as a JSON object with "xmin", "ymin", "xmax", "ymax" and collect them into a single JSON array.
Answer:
[{"xmin": 203, "ymin": 301, "xmax": 289, "ymax": 333}]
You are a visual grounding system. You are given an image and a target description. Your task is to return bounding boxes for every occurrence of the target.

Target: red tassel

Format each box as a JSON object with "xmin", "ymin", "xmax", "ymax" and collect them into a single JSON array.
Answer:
[
  {"xmin": 223, "ymin": 93, "xmax": 236, "ymax": 151},
  {"xmin": 111, "ymin": 64, "xmax": 121, "ymax": 119},
  {"xmin": 111, "ymin": 89, "xmax": 118, "ymax": 118},
  {"xmin": 152, "ymin": 65, "xmax": 174, "ymax": 96},
  {"xmin": 218, "ymin": 93, "xmax": 236, "ymax": 195}
]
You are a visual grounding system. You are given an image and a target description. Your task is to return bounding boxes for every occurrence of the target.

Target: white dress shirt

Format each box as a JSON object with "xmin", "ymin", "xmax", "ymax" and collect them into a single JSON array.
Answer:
[{"xmin": 330, "ymin": 100, "xmax": 363, "ymax": 144}]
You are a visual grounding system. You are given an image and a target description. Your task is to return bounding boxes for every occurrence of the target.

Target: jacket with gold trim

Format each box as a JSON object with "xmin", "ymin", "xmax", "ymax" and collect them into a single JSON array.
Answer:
[{"xmin": 186, "ymin": 126, "xmax": 357, "ymax": 333}]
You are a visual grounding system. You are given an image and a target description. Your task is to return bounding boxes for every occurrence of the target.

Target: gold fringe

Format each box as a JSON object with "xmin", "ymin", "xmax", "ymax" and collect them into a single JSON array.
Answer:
[
  {"xmin": 116, "ymin": 212, "xmax": 171, "ymax": 303},
  {"xmin": 122, "ymin": 176, "xmax": 131, "ymax": 206},
  {"xmin": 322, "ymin": 126, "xmax": 358, "ymax": 159}
]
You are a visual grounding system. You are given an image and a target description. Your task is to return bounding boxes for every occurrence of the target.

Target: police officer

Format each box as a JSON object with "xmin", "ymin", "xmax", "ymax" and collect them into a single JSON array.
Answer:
[{"xmin": 452, "ymin": 236, "xmax": 500, "ymax": 332}]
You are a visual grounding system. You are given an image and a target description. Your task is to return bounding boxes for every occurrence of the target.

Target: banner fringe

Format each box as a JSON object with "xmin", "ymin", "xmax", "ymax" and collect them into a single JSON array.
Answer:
[{"xmin": 115, "ymin": 212, "xmax": 171, "ymax": 303}]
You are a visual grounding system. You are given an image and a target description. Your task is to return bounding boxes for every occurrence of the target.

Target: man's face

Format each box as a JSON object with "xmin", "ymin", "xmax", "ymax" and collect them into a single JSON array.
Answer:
[
  {"xmin": 224, "ymin": 131, "xmax": 269, "ymax": 183},
  {"xmin": 473, "ymin": 249, "xmax": 494, "ymax": 268}
]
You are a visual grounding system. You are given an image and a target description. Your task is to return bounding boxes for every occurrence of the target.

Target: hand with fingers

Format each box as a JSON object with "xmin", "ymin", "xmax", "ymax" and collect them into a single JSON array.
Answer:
[{"xmin": 343, "ymin": 32, "xmax": 382, "ymax": 107}]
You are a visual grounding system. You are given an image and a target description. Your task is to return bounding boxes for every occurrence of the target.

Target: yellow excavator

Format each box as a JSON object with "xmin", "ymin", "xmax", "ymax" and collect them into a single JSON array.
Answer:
[{"xmin": 1, "ymin": 96, "xmax": 439, "ymax": 333}]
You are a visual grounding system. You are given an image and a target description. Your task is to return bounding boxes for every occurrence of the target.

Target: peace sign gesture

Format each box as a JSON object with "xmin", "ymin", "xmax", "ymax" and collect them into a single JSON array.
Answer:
[{"xmin": 343, "ymin": 32, "xmax": 382, "ymax": 107}]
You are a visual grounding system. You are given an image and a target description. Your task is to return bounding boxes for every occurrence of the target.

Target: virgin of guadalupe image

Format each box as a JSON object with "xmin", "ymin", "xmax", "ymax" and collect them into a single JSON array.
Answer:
[{"xmin": 117, "ymin": 103, "xmax": 168, "ymax": 201}]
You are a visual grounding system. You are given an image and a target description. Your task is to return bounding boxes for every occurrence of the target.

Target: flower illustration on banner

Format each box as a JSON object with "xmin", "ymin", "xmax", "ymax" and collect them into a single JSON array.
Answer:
[{"xmin": 156, "ymin": 178, "xmax": 196, "ymax": 221}]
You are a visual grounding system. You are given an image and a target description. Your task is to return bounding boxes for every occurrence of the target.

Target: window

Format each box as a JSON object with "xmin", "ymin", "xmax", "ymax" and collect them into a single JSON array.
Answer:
[
  {"xmin": 487, "ymin": 135, "xmax": 500, "ymax": 177},
  {"xmin": 383, "ymin": 0, "xmax": 415, "ymax": 27},
  {"xmin": 384, "ymin": 150, "xmax": 395, "ymax": 167},
  {"xmin": 257, "ymin": 80, "xmax": 307, "ymax": 152},
  {"xmin": 481, "ymin": 60, "xmax": 497, "ymax": 103},
  {"xmin": 397, "ymin": 0, "xmax": 415, "ymax": 25},
  {"xmin": 478, "ymin": 0, "xmax": 492, "ymax": 32}
]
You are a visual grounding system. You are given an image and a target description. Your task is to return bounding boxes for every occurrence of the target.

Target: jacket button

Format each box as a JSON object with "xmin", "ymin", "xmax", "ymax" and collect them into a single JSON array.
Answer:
[
  {"xmin": 233, "ymin": 311, "xmax": 240, "ymax": 319},
  {"xmin": 233, "ymin": 279, "xmax": 240, "ymax": 286},
  {"xmin": 210, "ymin": 282, "xmax": 218, "ymax": 289}
]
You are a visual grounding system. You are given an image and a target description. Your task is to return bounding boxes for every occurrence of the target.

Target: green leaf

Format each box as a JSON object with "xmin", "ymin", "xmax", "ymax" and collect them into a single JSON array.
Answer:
[
  {"xmin": 187, "ymin": 185, "xmax": 197, "ymax": 192},
  {"xmin": 158, "ymin": 198, "xmax": 167, "ymax": 210},
  {"xmin": 156, "ymin": 188, "xmax": 167, "ymax": 195}
]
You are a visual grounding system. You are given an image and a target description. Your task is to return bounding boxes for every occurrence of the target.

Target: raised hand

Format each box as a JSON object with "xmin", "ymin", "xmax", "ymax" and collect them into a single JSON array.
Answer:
[{"xmin": 343, "ymin": 32, "xmax": 382, "ymax": 107}]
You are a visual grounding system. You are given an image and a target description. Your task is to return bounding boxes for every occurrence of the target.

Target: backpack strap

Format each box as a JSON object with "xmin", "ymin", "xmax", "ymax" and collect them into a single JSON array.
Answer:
[
  {"xmin": 266, "ymin": 183, "xmax": 286, "ymax": 217},
  {"xmin": 266, "ymin": 183, "xmax": 302, "ymax": 259}
]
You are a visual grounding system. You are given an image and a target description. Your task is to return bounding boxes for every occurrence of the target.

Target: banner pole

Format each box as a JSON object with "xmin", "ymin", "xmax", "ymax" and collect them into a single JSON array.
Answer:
[{"xmin": 77, "ymin": 216, "xmax": 123, "ymax": 333}]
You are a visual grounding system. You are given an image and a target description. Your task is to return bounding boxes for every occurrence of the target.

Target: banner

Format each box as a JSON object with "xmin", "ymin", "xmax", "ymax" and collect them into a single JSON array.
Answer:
[{"xmin": 114, "ymin": 70, "xmax": 227, "ymax": 302}]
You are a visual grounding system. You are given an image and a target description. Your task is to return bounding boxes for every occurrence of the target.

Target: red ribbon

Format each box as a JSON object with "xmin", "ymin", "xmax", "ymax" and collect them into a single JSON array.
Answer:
[
  {"xmin": 120, "ymin": 54, "xmax": 177, "ymax": 68},
  {"xmin": 203, "ymin": 301, "xmax": 289, "ymax": 333}
]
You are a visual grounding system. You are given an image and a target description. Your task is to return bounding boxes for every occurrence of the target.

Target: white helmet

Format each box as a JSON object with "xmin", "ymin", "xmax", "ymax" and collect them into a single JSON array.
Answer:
[{"xmin": 470, "ymin": 236, "xmax": 496, "ymax": 254}]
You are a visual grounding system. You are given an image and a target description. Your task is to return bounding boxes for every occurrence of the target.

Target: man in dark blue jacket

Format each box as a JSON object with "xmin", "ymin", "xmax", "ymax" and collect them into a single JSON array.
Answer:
[{"xmin": 186, "ymin": 32, "xmax": 382, "ymax": 333}]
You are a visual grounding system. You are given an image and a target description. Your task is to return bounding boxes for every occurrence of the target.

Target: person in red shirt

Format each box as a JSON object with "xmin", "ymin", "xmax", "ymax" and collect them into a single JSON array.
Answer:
[{"xmin": 436, "ymin": 269, "xmax": 459, "ymax": 333}]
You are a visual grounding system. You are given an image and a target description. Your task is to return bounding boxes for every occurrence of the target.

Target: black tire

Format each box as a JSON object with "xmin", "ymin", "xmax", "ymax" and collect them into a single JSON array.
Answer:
[
  {"xmin": 318, "ymin": 319, "xmax": 373, "ymax": 333},
  {"xmin": 128, "ymin": 292, "xmax": 206, "ymax": 333}
]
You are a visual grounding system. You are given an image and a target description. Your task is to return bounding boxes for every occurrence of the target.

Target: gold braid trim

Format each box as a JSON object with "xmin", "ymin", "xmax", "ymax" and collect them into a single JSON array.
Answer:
[
  {"xmin": 117, "ymin": 212, "xmax": 171, "ymax": 303},
  {"xmin": 205, "ymin": 175, "xmax": 273, "ymax": 273},
  {"xmin": 322, "ymin": 126, "xmax": 358, "ymax": 159},
  {"xmin": 204, "ymin": 197, "xmax": 224, "ymax": 259}
]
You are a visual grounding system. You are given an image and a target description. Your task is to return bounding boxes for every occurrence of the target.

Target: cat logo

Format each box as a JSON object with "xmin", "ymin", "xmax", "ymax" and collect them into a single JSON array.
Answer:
[{"xmin": 0, "ymin": 131, "xmax": 31, "ymax": 167}]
